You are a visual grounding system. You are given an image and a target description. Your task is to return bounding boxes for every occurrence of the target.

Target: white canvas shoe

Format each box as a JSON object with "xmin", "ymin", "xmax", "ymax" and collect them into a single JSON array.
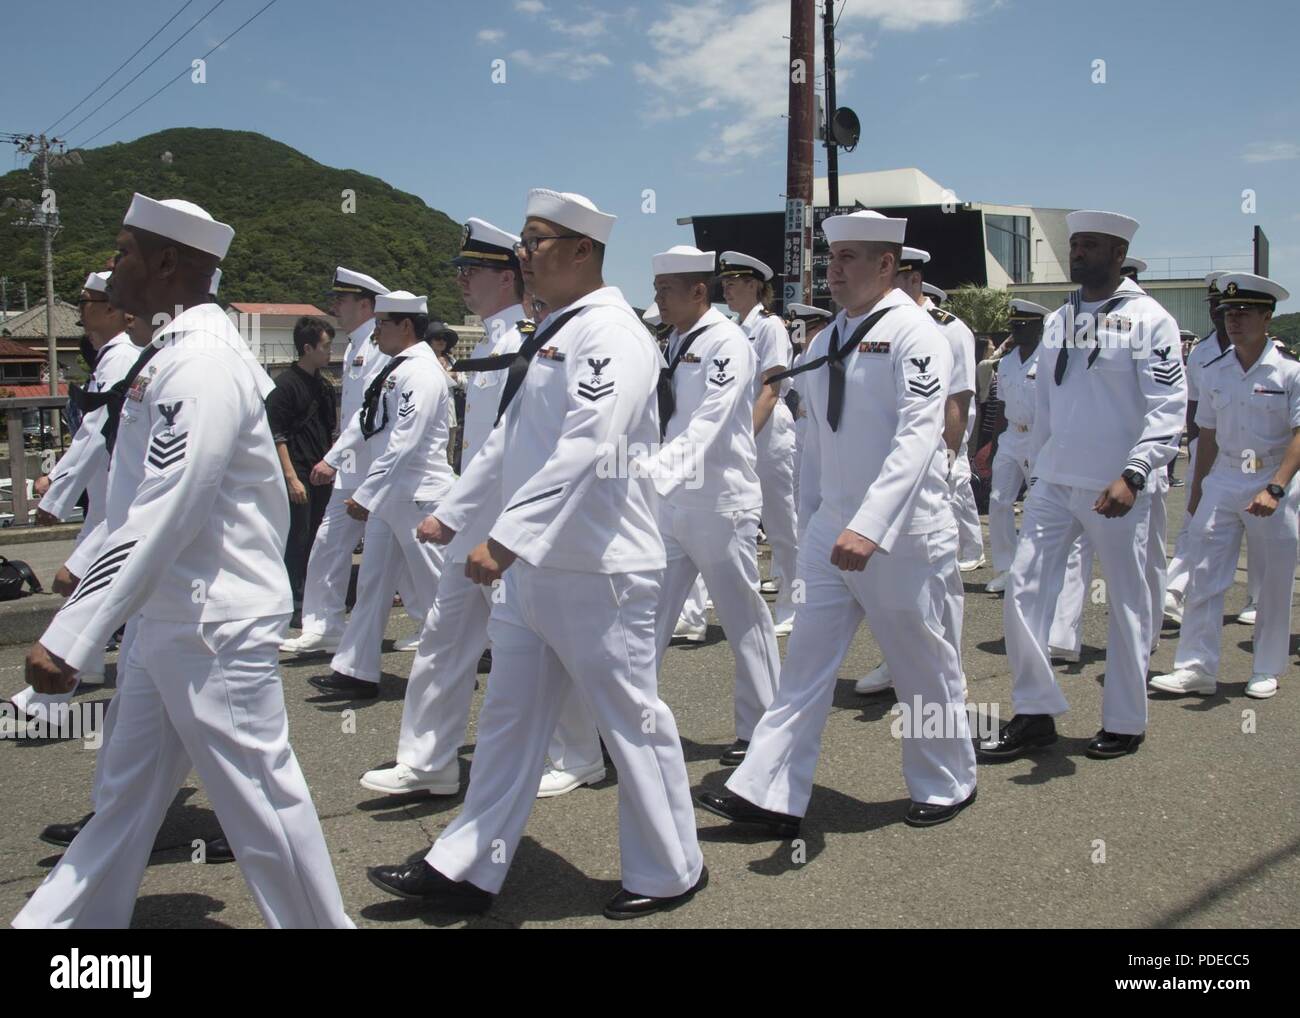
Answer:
[
  {"xmin": 359, "ymin": 761, "xmax": 460, "ymax": 796},
  {"xmin": 280, "ymin": 631, "xmax": 341, "ymax": 655},
  {"xmin": 985, "ymin": 572, "xmax": 1010, "ymax": 593},
  {"xmin": 1237, "ymin": 600, "xmax": 1258, "ymax": 625},
  {"xmin": 759, "ymin": 578, "xmax": 779, "ymax": 594},
  {"xmin": 394, "ymin": 633, "xmax": 421, "ymax": 652},
  {"xmin": 1245, "ymin": 674, "xmax": 1278, "ymax": 699},
  {"xmin": 854, "ymin": 661, "xmax": 892, "ymax": 694},
  {"xmin": 958, "ymin": 555, "xmax": 987, "ymax": 572},
  {"xmin": 537, "ymin": 761, "xmax": 606, "ymax": 798},
  {"xmin": 1149, "ymin": 668, "xmax": 1217, "ymax": 696},
  {"xmin": 672, "ymin": 618, "xmax": 706, "ymax": 643},
  {"xmin": 1048, "ymin": 646, "xmax": 1081, "ymax": 663},
  {"xmin": 1163, "ymin": 591, "xmax": 1183, "ymax": 624},
  {"xmin": 772, "ymin": 618, "xmax": 795, "ymax": 637}
]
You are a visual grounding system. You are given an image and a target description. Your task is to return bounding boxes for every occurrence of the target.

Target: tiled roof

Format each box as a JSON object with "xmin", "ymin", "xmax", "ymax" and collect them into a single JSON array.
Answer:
[{"xmin": 0, "ymin": 299, "xmax": 82, "ymax": 340}]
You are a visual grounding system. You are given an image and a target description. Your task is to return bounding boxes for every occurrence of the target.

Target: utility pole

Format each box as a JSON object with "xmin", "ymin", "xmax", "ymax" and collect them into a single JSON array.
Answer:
[
  {"xmin": 823, "ymin": 0, "xmax": 839, "ymax": 208},
  {"xmin": 3, "ymin": 133, "xmax": 64, "ymax": 395},
  {"xmin": 786, "ymin": 0, "xmax": 815, "ymax": 304}
]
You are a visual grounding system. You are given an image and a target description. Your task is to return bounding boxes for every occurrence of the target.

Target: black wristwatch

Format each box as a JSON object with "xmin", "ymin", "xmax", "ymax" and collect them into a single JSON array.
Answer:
[
  {"xmin": 1121, "ymin": 468, "xmax": 1146, "ymax": 493},
  {"xmin": 1266, "ymin": 483, "xmax": 1286, "ymax": 500}
]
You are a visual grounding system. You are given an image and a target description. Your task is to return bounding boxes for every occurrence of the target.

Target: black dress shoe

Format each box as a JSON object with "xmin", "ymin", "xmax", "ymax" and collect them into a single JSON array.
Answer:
[
  {"xmin": 695, "ymin": 790, "xmax": 800, "ymax": 838},
  {"xmin": 203, "ymin": 834, "xmax": 236, "ymax": 864},
  {"xmin": 308, "ymin": 672, "xmax": 379, "ymax": 699},
  {"xmin": 905, "ymin": 787, "xmax": 977, "ymax": 828},
  {"xmin": 719, "ymin": 739, "xmax": 749, "ymax": 767},
  {"xmin": 977, "ymin": 713, "xmax": 1057, "ymax": 761},
  {"xmin": 477, "ymin": 649, "xmax": 492, "ymax": 674},
  {"xmin": 39, "ymin": 811, "xmax": 95, "ymax": 848},
  {"xmin": 367, "ymin": 860, "xmax": 493, "ymax": 913},
  {"xmin": 1086, "ymin": 729, "xmax": 1145, "ymax": 759},
  {"xmin": 604, "ymin": 866, "xmax": 709, "ymax": 920}
]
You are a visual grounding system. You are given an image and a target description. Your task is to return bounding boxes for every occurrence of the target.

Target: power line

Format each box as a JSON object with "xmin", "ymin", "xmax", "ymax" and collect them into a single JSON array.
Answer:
[
  {"xmin": 74, "ymin": 0, "xmax": 281, "ymax": 150},
  {"xmin": 61, "ymin": 0, "xmax": 229, "ymax": 141},
  {"xmin": 44, "ymin": 0, "xmax": 198, "ymax": 135}
]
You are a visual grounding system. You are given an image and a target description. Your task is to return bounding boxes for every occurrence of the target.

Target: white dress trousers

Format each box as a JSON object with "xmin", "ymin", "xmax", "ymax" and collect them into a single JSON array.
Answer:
[
  {"xmin": 426, "ymin": 562, "xmax": 703, "ymax": 899},
  {"xmin": 988, "ymin": 445, "xmax": 1029, "ymax": 572},
  {"xmin": 13, "ymin": 615, "xmax": 352, "ymax": 929},
  {"xmin": 756, "ymin": 403, "xmax": 799, "ymax": 626},
  {"xmin": 725, "ymin": 511, "xmax": 975, "ymax": 816}
]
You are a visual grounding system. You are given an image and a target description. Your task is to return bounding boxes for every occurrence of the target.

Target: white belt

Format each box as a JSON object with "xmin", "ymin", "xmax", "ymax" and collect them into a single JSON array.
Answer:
[{"xmin": 1217, "ymin": 449, "xmax": 1286, "ymax": 474}]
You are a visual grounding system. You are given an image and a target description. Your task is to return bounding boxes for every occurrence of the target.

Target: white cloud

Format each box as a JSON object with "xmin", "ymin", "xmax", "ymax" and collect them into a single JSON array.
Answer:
[
  {"xmin": 1243, "ymin": 142, "xmax": 1300, "ymax": 164},
  {"xmin": 548, "ymin": 13, "xmax": 612, "ymax": 38},
  {"xmin": 515, "ymin": 0, "xmax": 547, "ymax": 14},
  {"xmin": 510, "ymin": 48, "xmax": 612, "ymax": 81},
  {"xmin": 477, "ymin": 28, "xmax": 505, "ymax": 44},
  {"xmin": 636, "ymin": 0, "xmax": 978, "ymax": 164}
]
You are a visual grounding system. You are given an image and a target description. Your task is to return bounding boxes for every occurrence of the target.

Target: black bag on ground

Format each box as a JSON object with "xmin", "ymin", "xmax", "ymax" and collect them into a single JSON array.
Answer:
[{"xmin": 0, "ymin": 557, "xmax": 43, "ymax": 601}]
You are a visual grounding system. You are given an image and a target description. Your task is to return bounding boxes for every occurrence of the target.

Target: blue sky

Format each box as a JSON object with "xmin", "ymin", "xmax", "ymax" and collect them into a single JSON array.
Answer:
[{"xmin": 2, "ymin": 0, "xmax": 1298, "ymax": 312}]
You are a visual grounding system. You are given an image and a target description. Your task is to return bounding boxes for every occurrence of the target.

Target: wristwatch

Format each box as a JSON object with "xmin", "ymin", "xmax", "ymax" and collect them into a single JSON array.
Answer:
[
  {"xmin": 1121, "ymin": 468, "xmax": 1146, "ymax": 493},
  {"xmin": 1266, "ymin": 483, "xmax": 1286, "ymax": 500}
]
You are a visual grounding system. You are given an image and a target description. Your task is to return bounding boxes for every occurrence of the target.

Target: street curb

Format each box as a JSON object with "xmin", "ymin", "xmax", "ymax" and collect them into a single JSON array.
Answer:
[{"xmin": 0, "ymin": 524, "xmax": 82, "ymax": 547}]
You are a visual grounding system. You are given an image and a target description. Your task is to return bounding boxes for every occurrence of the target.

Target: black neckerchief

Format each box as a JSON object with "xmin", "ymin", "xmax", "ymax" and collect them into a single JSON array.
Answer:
[
  {"xmin": 767, "ymin": 304, "xmax": 896, "ymax": 432},
  {"xmin": 453, "ymin": 320, "xmax": 534, "ymax": 373},
  {"xmin": 1053, "ymin": 288, "xmax": 1138, "ymax": 385},
  {"xmin": 658, "ymin": 320, "xmax": 715, "ymax": 437},
  {"xmin": 101, "ymin": 340, "xmax": 165, "ymax": 456},
  {"xmin": 360, "ymin": 354, "xmax": 411, "ymax": 439}
]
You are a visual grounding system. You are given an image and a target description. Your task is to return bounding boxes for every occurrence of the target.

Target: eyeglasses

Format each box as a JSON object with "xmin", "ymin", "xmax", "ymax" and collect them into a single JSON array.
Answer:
[{"xmin": 513, "ymin": 234, "xmax": 585, "ymax": 257}]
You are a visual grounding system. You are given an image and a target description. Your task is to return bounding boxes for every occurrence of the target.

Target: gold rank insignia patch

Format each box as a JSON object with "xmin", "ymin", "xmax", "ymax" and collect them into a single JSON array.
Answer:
[
  {"xmin": 537, "ymin": 346, "xmax": 565, "ymax": 361},
  {"xmin": 859, "ymin": 340, "xmax": 891, "ymax": 353}
]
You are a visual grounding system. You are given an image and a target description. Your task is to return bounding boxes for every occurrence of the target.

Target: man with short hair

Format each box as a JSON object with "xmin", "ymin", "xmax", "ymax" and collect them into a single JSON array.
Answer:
[
  {"xmin": 368, "ymin": 189, "xmax": 705, "ymax": 919},
  {"xmin": 980, "ymin": 210, "xmax": 1186, "ymax": 763},
  {"xmin": 1150, "ymin": 274, "xmax": 1297, "ymax": 700},
  {"xmin": 698, "ymin": 209, "xmax": 976, "ymax": 837},
  {"xmin": 266, "ymin": 317, "xmax": 337, "ymax": 618},
  {"xmin": 14, "ymin": 194, "xmax": 351, "ymax": 928}
]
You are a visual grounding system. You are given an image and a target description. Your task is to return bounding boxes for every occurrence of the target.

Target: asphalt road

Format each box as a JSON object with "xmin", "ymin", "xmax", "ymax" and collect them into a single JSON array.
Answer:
[{"xmin": 2, "ymin": 491, "xmax": 1297, "ymax": 928}]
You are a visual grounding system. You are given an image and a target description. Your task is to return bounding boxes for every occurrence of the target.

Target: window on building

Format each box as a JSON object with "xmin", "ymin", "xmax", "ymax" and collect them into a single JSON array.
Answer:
[{"xmin": 986, "ymin": 214, "xmax": 1031, "ymax": 283}]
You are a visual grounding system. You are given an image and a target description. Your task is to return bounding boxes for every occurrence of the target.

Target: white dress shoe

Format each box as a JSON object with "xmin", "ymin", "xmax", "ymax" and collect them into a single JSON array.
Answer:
[
  {"xmin": 537, "ymin": 761, "xmax": 606, "ymax": 798},
  {"xmin": 759, "ymin": 578, "xmax": 779, "ymax": 594},
  {"xmin": 1237, "ymin": 600, "xmax": 1258, "ymax": 625},
  {"xmin": 394, "ymin": 633, "xmax": 421, "ymax": 652},
  {"xmin": 985, "ymin": 572, "xmax": 1010, "ymax": 593},
  {"xmin": 280, "ymin": 631, "xmax": 341, "ymax": 655},
  {"xmin": 1048, "ymin": 646, "xmax": 1080, "ymax": 663},
  {"xmin": 1163, "ymin": 591, "xmax": 1183, "ymax": 624},
  {"xmin": 672, "ymin": 618, "xmax": 706, "ymax": 643},
  {"xmin": 704, "ymin": 598, "xmax": 714, "ymax": 611},
  {"xmin": 1245, "ymin": 674, "xmax": 1278, "ymax": 699},
  {"xmin": 772, "ymin": 618, "xmax": 795, "ymax": 637},
  {"xmin": 854, "ymin": 662, "xmax": 892, "ymax": 694},
  {"xmin": 958, "ymin": 555, "xmax": 987, "ymax": 572},
  {"xmin": 359, "ymin": 761, "xmax": 460, "ymax": 796},
  {"xmin": 1149, "ymin": 667, "xmax": 1216, "ymax": 696}
]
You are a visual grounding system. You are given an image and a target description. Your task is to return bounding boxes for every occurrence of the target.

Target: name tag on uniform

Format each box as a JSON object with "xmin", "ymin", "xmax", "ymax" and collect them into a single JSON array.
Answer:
[
  {"xmin": 537, "ymin": 346, "xmax": 565, "ymax": 362},
  {"xmin": 859, "ymin": 340, "xmax": 891, "ymax": 353}
]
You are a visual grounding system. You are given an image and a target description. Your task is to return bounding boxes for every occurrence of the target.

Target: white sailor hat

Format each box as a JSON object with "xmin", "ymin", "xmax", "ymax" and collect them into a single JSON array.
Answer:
[
  {"xmin": 123, "ymin": 193, "xmax": 234, "ymax": 260},
  {"xmin": 82, "ymin": 271, "xmax": 110, "ymax": 294},
  {"xmin": 375, "ymin": 290, "xmax": 428, "ymax": 315},
  {"xmin": 209, "ymin": 267, "xmax": 222, "ymax": 297},
  {"xmin": 332, "ymin": 266, "xmax": 389, "ymax": 297},
  {"xmin": 524, "ymin": 189, "xmax": 616, "ymax": 244},
  {"xmin": 1122, "ymin": 256, "xmax": 1147, "ymax": 274},
  {"xmin": 1066, "ymin": 209, "xmax": 1139, "ymax": 243},
  {"xmin": 898, "ymin": 246, "xmax": 931, "ymax": 272},
  {"xmin": 1009, "ymin": 298, "xmax": 1051, "ymax": 320},
  {"xmin": 785, "ymin": 302, "xmax": 832, "ymax": 320},
  {"xmin": 1215, "ymin": 273, "xmax": 1289, "ymax": 309},
  {"xmin": 652, "ymin": 245, "xmax": 716, "ymax": 276},
  {"xmin": 454, "ymin": 217, "xmax": 521, "ymax": 269},
  {"xmin": 821, "ymin": 209, "xmax": 907, "ymax": 246},
  {"xmin": 922, "ymin": 282, "xmax": 946, "ymax": 303},
  {"xmin": 718, "ymin": 251, "xmax": 774, "ymax": 282},
  {"xmin": 642, "ymin": 302, "xmax": 662, "ymax": 326}
]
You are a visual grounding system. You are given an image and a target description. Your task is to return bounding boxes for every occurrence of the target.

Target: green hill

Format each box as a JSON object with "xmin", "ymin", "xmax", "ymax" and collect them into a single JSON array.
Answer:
[
  {"xmin": 1271, "ymin": 312, "xmax": 1300, "ymax": 349},
  {"xmin": 0, "ymin": 127, "xmax": 466, "ymax": 321}
]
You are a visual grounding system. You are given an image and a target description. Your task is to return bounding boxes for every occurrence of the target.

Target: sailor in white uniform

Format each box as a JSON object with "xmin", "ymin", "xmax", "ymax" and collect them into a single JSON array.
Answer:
[
  {"xmin": 986, "ymin": 300, "xmax": 1047, "ymax": 593},
  {"xmin": 697, "ymin": 209, "xmax": 977, "ymax": 837},
  {"xmin": 357, "ymin": 219, "xmax": 602, "ymax": 798},
  {"xmin": 1150, "ymin": 274, "xmax": 1298, "ymax": 700},
  {"xmin": 282, "ymin": 267, "xmax": 418, "ymax": 655},
  {"xmin": 367, "ymin": 189, "xmax": 705, "ymax": 920},
  {"xmin": 980, "ymin": 210, "xmax": 1186, "ymax": 763},
  {"xmin": 14, "ymin": 194, "xmax": 351, "ymax": 929},
  {"xmin": 721, "ymin": 251, "xmax": 799, "ymax": 635},
  {"xmin": 307, "ymin": 291, "xmax": 454, "ymax": 699}
]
